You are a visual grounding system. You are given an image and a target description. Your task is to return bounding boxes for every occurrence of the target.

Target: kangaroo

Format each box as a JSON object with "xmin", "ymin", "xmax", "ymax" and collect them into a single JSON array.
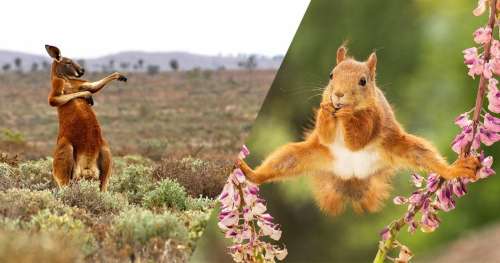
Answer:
[{"xmin": 45, "ymin": 45, "xmax": 127, "ymax": 191}]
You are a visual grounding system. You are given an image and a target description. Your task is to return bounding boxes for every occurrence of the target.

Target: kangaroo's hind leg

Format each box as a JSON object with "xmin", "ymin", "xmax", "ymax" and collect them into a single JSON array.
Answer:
[
  {"xmin": 52, "ymin": 138, "xmax": 74, "ymax": 188},
  {"xmin": 97, "ymin": 140, "xmax": 112, "ymax": 192}
]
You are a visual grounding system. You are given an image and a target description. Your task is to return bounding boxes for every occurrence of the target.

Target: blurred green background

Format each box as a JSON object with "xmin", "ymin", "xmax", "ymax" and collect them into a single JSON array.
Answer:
[{"xmin": 193, "ymin": 0, "xmax": 500, "ymax": 262}]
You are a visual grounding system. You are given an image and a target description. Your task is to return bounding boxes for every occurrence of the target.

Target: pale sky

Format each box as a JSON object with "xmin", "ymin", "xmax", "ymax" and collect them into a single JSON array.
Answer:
[{"xmin": 0, "ymin": 0, "xmax": 309, "ymax": 58}]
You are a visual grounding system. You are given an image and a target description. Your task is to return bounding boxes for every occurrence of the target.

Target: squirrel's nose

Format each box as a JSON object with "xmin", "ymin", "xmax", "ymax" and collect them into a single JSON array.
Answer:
[{"xmin": 334, "ymin": 91, "xmax": 344, "ymax": 98}]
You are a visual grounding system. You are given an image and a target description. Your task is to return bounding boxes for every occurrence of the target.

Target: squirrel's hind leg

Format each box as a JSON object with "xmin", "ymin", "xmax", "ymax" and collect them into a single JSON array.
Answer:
[
  {"xmin": 351, "ymin": 171, "xmax": 394, "ymax": 213},
  {"xmin": 312, "ymin": 170, "xmax": 394, "ymax": 216},
  {"xmin": 311, "ymin": 173, "xmax": 346, "ymax": 216}
]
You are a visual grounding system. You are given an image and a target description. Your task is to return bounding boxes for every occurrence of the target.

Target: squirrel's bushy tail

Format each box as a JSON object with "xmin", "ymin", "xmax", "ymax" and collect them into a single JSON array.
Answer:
[{"xmin": 311, "ymin": 172, "xmax": 392, "ymax": 215}]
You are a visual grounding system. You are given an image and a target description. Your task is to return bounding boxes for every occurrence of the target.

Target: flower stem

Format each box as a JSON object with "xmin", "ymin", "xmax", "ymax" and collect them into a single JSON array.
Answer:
[
  {"xmin": 464, "ymin": 0, "xmax": 498, "ymax": 155},
  {"xmin": 373, "ymin": 219, "xmax": 404, "ymax": 263},
  {"xmin": 372, "ymin": 2, "xmax": 497, "ymax": 262}
]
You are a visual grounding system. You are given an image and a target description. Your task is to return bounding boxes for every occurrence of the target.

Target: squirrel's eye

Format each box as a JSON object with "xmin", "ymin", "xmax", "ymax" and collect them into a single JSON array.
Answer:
[
  {"xmin": 359, "ymin": 77, "xmax": 367, "ymax": 86},
  {"xmin": 329, "ymin": 73, "xmax": 333, "ymax": 80}
]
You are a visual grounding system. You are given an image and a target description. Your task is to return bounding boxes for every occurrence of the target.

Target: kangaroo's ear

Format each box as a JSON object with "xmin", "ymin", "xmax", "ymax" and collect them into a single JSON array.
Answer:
[
  {"xmin": 336, "ymin": 46, "xmax": 347, "ymax": 65},
  {"xmin": 367, "ymin": 52, "xmax": 377, "ymax": 77},
  {"xmin": 45, "ymin": 45, "xmax": 61, "ymax": 61}
]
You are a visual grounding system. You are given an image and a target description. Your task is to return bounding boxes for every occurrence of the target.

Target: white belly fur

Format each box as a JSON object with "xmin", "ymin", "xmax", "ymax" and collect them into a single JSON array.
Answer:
[{"xmin": 329, "ymin": 127, "xmax": 383, "ymax": 179}]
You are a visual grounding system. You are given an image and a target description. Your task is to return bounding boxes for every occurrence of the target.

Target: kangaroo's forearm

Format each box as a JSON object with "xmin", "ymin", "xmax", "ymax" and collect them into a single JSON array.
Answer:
[
  {"xmin": 48, "ymin": 92, "xmax": 89, "ymax": 107},
  {"xmin": 80, "ymin": 75, "xmax": 116, "ymax": 93}
]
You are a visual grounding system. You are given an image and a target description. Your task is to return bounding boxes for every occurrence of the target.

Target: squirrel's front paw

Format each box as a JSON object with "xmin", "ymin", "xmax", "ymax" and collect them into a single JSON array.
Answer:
[
  {"xmin": 236, "ymin": 159, "xmax": 260, "ymax": 184},
  {"xmin": 446, "ymin": 156, "xmax": 480, "ymax": 180},
  {"xmin": 320, "ymin": 102, "xmax": 335, "ymax": 115},
  {"xmin": 334, "ymin": 106, "xmax": 354, "ymax": 118}
]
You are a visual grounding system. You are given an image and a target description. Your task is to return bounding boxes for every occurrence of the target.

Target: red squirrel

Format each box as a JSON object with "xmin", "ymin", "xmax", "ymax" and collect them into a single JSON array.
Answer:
[{"xmin": 238, "ymin": 46, "xmax": 480, "ymax": 215}]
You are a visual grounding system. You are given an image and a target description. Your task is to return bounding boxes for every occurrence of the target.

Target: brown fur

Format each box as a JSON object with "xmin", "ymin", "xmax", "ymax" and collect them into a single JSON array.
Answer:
[
  {"xmin": 46, "ymin": 45, "xmax": 126, "ymax": 191},
  {"xmin": 239, "ymin": 46, "xmax": 480, "ymax": 215}
]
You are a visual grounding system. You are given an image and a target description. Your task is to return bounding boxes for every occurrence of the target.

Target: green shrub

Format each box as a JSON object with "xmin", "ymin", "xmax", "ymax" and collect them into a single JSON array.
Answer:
[
  {"xmin": 0, "ymin": 162, "xmax": 17, "ymax": 191},
  {"xmin": 29, "ymin": 209, "xmax": 96, "ymax": 255},
  {"xmin": 18, "ymin": 158, "xmax": 55, "ymax": 191},
  {"xmin": 1, "ymin": 128, "xmax": 25, "ymax": 144},
  {"xmin": 185, "ymin": 196, "xmax": 215, "ymax": 211},
  {"xmin": 112, "ymin": 207, "xmax": 188, "ymax": 247},
  {"xmin": 152, "ymin": 157, "xmax": 232, "ymax": 198},
  {"xmin": 109, "ymin": 163, "xmax": 155, "ymax": 204},
  {"xmin": 0, "ymin": 218, "xmax": 22, "ymax": 231},
  {"xmin": 177, "ymin": 210, "xmax": 213, "ymax": 244},
  {"xmin": 141, "ymin": 138, "xmax": 169, "ymax": 160},
  {"xmin": 143, "ymin": 178, "xmax": 188, "ymax": 210},
  {"xmin": 0, "ymin": 188, "xmax": 64, "ymax": 220},
  {"xmin": 113, "ymin": 155, "xmax": 154, "ymax": 174},
  {"xmin": 57, "ymin": 181, "xmax": 128, "ymax": 215},
  {"xmin": 0, "ymin": 230, "xmax": 83, "ymax": 263}
]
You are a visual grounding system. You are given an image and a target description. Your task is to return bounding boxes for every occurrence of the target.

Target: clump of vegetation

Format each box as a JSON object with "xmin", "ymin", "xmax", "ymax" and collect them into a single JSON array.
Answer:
[
  {"xmin": 0, "ymin": 155, "xmax": 216, "ymax": 262},
  {"xmin": 143, "ymin": 178, "xmax": 188, "ymax": 210},
  {"xmin": 112, "ymin": 207, "xmax": 188, "ymax": 247},
  {"xmin": 18, "ymin": 158, "xmax": 55, "ymax": 190},
  {"xmin": 1, "ymin": 128, "xmax": 25, "ymax": 144},
  {"xmin": 0, "ymin": 230, "xmax": 83, "ymax": 263},
  {"xmin": 153, "ymin": 156, "xmax": 231, "ymax": 198},
  {"xmin": 0, "ymin": 188, "xmax": 63, "ymax": 220},
  {"xmin": 109, "ymin": 163, "xmax": 155, "ymax": 204},
  {"xmin": 0, "ymin": 162, "xmax": 17, "ymax": 191},
  {"xmin": 57, "ymin": 181, "xmax": 128, "ymax": 215},
  {"xmin": 30, "ymin": 209, "xmax": 97, "ymax": 255}
]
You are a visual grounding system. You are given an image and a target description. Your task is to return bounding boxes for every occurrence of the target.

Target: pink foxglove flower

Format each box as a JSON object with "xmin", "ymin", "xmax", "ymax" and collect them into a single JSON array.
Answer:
[
  {"xmin": 451, "ymin": 125, "xmax": 474, "ymax": 153},
  {"xmin": 492, "ymin": 40, "xmax": 500, "ymax": 58},
  {"xmin": 218, "ymin": 146, "xmax": 287, "ymax": 262},
  {"xmin": 483, "ymin": 60, "xmax": 495, "ymax": 79},
  {"xmin": 474, "ymin": 26, "xmax": 492, "ymax": 44},
  {"xmin": 376, "ymin": 4, "xmax": 498, "ymax": 261},
  {"xmin": 478, "ymin": 126, "xmax": 500, "ymax": 146},
  {"xmin": 473, "ymin": 0, "xmax": 487, "ymax": 16},
  {"xmin": 451, "ymin": 178, "xmax": 467, "ymax": 197},
  {"xmin": 380, "ymin": 227, "xmax": 391, "ymax": 241},
  {"xmin": 454, "ymin": 113, "xmax": 472, "ymax": 128},
  {"xmin": 478, "ymin": 154, "xmax": 495, "ymax": 179},
  {"xmin": 411, "ymin": 173, "xmax": 424, "ymax": 187},
  {"xmin": 467, "ymin": 58, "xmax": 485, "ymax": 78},
  {"xmin": 484, "ymin": 113, "xmax": 500, "ymax": 132},
  {"xmin": 463, "ymin": 47, "xmax": 480, "ymax": 65},
  {"xmin": 487, "ymin": 81, "xmax": 500, "ymax": 113},
  {"xmin": 238, "ymin": 145, "xmax": 250, "ymax": 159},
  {"xmin": 393, "ymin": 196, "xmax": 408, "ymax": 205}
]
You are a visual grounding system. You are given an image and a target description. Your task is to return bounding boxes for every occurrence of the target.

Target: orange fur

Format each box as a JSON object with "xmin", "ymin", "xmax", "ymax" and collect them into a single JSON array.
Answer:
[
  {"xmin": 239, "ymin": 46, "xmax": 480, "ymax": 215},
  {"xmin": 46, "ymin": 45, "xmax": 126, "ymax": 191}
]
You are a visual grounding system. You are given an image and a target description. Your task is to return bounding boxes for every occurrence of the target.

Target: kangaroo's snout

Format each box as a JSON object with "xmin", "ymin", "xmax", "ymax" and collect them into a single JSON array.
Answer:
[{"xmin": 77, "ymin": 68, "xmax": 85, "ymax": 77}]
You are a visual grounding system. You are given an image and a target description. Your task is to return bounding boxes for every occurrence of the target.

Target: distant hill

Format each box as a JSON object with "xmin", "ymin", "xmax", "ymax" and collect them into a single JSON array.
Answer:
[{"xmin": 0, "ymin": 50, "xmax": 284, "ymax": 73}]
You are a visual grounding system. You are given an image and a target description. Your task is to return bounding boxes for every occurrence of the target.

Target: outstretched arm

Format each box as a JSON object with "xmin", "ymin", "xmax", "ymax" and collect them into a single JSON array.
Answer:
[
  {"xmin": 239, "ymin": 140, "xmax": 330, "ymax": 184},
  {"xmin": 48, "ymin": 78, "xmax": 92, "ymax": 107},
  {"xmin": 387, "ymin": 132, "xmax": 479, "ymax": 179},
  {"xmin": 79, "ymin": 72, "xmax": 127, "ymax": 93}
]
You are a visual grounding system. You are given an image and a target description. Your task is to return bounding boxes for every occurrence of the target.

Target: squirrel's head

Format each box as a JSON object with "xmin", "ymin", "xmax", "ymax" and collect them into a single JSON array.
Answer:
[{"xmin": 323, "ymin": 46, "xmax": 378, "ymax": 111}]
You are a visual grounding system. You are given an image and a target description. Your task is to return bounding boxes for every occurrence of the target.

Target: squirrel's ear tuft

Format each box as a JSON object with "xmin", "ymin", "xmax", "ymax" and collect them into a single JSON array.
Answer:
[
  {"xmin": 367, "ymin": 52, "xmax": 377, "ymax": 76},
  {"xmin": 336, "ymin": 46, "xmax": 347, "ymax": 65}
]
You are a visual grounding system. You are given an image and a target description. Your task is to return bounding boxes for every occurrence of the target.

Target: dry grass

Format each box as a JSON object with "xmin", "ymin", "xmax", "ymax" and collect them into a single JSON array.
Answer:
[
  {"xmin": 0, "ymin": 70, "xmax": 273, "ymax": 161},
  {"xmin": 0, "ymin": 69, "xmax": 274, "ymax": 262}
]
